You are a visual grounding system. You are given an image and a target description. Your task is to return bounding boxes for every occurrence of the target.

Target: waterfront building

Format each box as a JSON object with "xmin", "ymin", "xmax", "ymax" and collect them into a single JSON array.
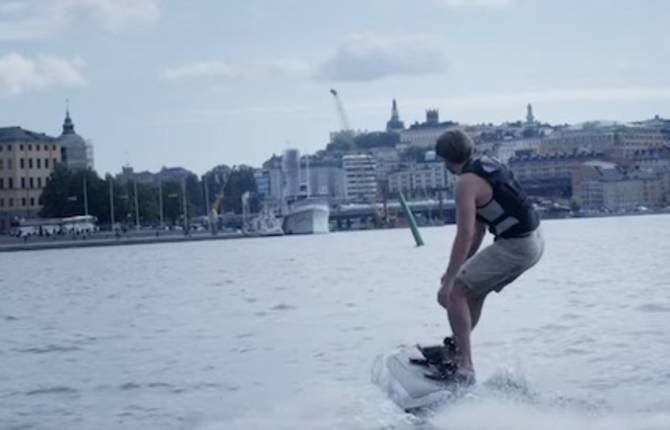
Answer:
[
  {"xmin": 629, "ymin": 147, "xmax": 670, "ymax": 172},
  {"xmin": 387, "ymin": 161, "xmax": 451, "ymax": 198},
  {"xmin": 573, "ymin": 161, "xmax": 666, "ymax": 211},
  {"xmin": 254, "ymin": 169, "xmax": 271, "ymax": 198},
  {"xmin": 537, "ymin": 124, "xmax": 667, "ymax": 162},
  {"xmin": 301, "ymin": 156, "xmax": 345, "ymax": 201},
  {"xmin": 399, "ymin": 110, "xmax": 458, "ymax": 149},
  {"xmin": 282, "ymin": 149, "xmax": 301, "ymax": 199},
  {"xmin": 0, "ymin": 127, "xmax": 61, "ymax": 233},
  {"xmin": 508, "ymin": 151, "xmax": 603, "ymax": 198},
  {"xmin": 261, "ymin": 154, "xmax": 284, "ymax": 204},
  {"xmin": 342, "ymin": 153, "xmax": 377, "ymax": 202},
  {"xmin": 496, "ymin": 138, "xmax": 543, "ymax": 163}
]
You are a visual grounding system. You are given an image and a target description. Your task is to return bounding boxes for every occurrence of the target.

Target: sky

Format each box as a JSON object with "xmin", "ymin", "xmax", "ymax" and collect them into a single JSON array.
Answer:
[{"xmin": 0, "ymin": 0, "xmax": 669, "ymax": 176}]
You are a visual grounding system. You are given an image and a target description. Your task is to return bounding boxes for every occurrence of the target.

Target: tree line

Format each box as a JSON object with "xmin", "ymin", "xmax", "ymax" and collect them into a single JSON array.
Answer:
[{"xmin": 39, "ymin": 165, "xmax": 258, "ymax": 227}]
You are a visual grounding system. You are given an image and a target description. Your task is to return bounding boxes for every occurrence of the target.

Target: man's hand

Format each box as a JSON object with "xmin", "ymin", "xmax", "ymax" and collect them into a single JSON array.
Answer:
[{"xmin": 437, "ymin": 272, "xmax": 453, "ymax": 309}]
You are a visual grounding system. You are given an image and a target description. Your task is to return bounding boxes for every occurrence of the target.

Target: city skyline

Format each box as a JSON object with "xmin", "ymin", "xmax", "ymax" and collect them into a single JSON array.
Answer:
[{"xmin": 1, "ymin": 0, "xmax": 669, "ymax": 176}]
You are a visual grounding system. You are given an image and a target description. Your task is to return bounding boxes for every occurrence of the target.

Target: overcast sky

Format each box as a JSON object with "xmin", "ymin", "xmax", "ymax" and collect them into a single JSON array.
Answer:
[{"xmin": 1, "ymin": 0, "xmax": 668, "ymax": 176}]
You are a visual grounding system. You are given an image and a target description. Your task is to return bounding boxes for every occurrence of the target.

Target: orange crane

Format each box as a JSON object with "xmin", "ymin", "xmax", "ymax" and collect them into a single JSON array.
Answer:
[{"xmin": 207, "ymin": 168, "xmax": 234, "ymax": 228}]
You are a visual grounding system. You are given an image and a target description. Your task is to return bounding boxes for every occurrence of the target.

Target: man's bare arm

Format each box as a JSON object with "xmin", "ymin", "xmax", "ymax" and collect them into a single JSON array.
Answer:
[
  {"xmin": 467, "ymin": 221, "xmax": 486, "ymax": 259},
  {"xmin": 444, "ymin": 177, "xmax": 478, "ymax": 282}
]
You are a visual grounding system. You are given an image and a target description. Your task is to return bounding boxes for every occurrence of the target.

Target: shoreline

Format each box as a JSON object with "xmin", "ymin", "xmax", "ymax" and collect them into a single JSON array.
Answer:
[
  {"xmin": 2, "ymin": 210, "xmax": 668, "ymax": 253},
  {"xmin": 0, "ymin": 231, "xmax": 247, "ymax": 253}
]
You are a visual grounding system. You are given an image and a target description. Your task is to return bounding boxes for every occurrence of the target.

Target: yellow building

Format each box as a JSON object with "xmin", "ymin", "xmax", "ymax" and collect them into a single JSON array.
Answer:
[{"xmin": 0, "ymin": 127, "xmax": 61, "ymax": 233}]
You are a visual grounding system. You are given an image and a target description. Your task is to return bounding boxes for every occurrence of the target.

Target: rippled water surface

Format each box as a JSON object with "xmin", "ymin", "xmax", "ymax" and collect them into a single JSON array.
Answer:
[{"xmin": 2, "ymin": 214, "xmax": 670, "ymax": 429}]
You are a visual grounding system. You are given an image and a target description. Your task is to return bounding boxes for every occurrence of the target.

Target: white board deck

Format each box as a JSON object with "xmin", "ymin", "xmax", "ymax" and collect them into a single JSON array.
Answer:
[{"xmin": 371, "ymin": 347, "xmax": 459, "ymax": 411}]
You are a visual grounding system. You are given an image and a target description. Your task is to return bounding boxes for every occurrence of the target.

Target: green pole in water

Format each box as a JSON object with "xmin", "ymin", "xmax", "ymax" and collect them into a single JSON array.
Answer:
[{"xmin": 399, "ymin": 192, "xmax": 424, "ymax": 247}]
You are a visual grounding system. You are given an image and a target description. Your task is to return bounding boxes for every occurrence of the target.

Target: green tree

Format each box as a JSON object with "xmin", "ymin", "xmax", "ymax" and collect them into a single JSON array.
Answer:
[
  {"xmin": 222, "ymin": 166, "xmax": 257, "ymax": 214},
  {"xmin": 40, "ymin": 166, "xmax": 110, "ymax": 221},
  {"xmin": 160, "ymin": 180, "xmax": 183, "ymax": 225}
]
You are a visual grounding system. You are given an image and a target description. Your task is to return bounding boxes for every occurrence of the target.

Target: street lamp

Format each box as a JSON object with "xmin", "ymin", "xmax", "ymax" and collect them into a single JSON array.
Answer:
[
  {"xmin": 158, "ymin": 179, "xmax": 164, "ymax": 231},
  {"xmin": 167, "ymin": 192, "xmax": 179, "ymax": 228},
  {"xmin": 133, "ymin": 181, "xmax": 140, "ymax": 230},
  {"xmin": 82, "ymin": 176, "xmax": 89, "ymax": 216},
  {"xmin": 181, "ymin": 177, "xmax": 188, "ymax": 233},
  {"xmin": 108, "ymin": 177, "xmax": 115, "ymax": 230},
  {"xmin": 118, "ymin": 194, "xmax": 129, "ymax": 231}
]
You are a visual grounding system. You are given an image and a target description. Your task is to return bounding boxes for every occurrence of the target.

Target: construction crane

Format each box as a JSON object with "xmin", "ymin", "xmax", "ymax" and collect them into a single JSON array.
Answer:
[
  {"xmin": 329, "ymin": 88, "xmax": 357, "ymax": 151},
  {"xmin": 207, "ymin": 167, "xmax": 234, "ymax": 230},
  {"xmin": 329, "ymin": 88, "xmax": 352, "ymax": 132},
  {"xmin": 329, "ymin": 90, "xmax": 388, "ymax": 226}
]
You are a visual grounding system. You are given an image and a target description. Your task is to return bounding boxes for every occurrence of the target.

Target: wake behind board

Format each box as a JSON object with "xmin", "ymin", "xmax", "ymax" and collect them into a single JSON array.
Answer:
[{"xmin": 371, "ymin": 347, "xmax": 463, "ymax": 412}]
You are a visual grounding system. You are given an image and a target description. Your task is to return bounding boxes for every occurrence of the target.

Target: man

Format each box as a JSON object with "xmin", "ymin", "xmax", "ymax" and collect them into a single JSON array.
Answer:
[{"xmin": 433, "ymin": 128, "xmax": 544, "ymax": 384}]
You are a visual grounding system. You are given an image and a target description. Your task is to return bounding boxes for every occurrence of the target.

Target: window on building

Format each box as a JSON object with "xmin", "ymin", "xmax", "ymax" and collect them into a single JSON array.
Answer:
[
  {"xmin": 29, "ymin": 177, "xmax": 34, "ymax": 189},
  {"xmin": 37, "ymin": 177, "xmax": 42, "ymax": 188},
  {"xmin": 45, "ymin": 158, "xmax": 49, "ymax": 169},
  {"xmin": 0, "ymin": 178, "xmax": 3, "ymax": 189},
  {"xmin": 0, "ymin": 198, "xmax": 3, "ymax": 208},
  {"xmin": 20, "ymin": 145, "xmax": 23, "ymax": 151},
  {"xmin": 28, "ymin": 145, "xmax": 32, "ymax": 151},
  {"xmin": 52, "ymin": 145, "xmax": 56, "ymax": 151},
  {"xmin": 8, "ymin": 178, "xmax": 13, "ymax": 189},
  {"xmin": 0, "ymin": 145, "xmax": 2, "ymax": 152},
  {"xmin": 9, "ymin": 198, "xmax": 14, "ymax": 207},
  {"xmin": 21, "ymin": 197, "xmax": 26, "ymax": 207},
  {"xmin": 37, "ymin": 158, "xmax": 41, "ymax": 169},
  {"xmin": 30, "ymin": 197, "xmax": 34, "ymax": 206},
  {"xmin": 35, "ymin": 145, "xmax": 40, "ymax": 151},
  {"xmin": 28, "ymin": 158, "xmax": 33, "ymax": 169},
  {"xmin": 53, "ymin": 158, "xmax": 57, "ymax": 167},
  {"xmin": 0, "ymin": 159, "xmax": 3, "ymax": 170},
  {"xmin": 21, "ymin": 177, "xmax": 25, "ymax": 189},
  {"xmin": 20, "ymin": 158, "xmax": 24, "ymax": 169},
  {"xmin": 7, "ymin": 145, "xmax": 11, "ymax": 151}
]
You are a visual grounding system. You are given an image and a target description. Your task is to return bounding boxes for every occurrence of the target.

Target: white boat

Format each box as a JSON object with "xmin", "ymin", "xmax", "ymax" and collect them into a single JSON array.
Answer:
[
  {"xmin": 241, "ymin": 197, "xmax": 284, "ymax": 237},
  {"xmin": 244, "ymin": 211, "xmax": 284, "ymax": 237},
  {"xmin": 282, "ymin": 199, "xmax": 330, "ymax": 235}
]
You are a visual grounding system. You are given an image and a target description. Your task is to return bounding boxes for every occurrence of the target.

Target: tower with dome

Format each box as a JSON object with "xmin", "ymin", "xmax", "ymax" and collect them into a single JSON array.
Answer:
[{"xmin": 58, "ymin": 106, "xmax": 94, "ymax": 170}]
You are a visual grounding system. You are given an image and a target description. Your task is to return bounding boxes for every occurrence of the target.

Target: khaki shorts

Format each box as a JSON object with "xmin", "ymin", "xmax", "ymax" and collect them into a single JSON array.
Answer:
[{"xmin": 457, "ymin": 228, "xmax": 544, "ymax": 298}]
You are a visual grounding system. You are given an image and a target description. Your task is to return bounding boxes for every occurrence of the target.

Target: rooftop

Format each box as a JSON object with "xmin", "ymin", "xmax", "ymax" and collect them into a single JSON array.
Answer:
[
  {"xmin": 0, "ymin": 127, "xmax": 56, "ymax": 143},
  {"xmin": 509, "ymin": 151, "xmax": 603, "ymax": 163}
]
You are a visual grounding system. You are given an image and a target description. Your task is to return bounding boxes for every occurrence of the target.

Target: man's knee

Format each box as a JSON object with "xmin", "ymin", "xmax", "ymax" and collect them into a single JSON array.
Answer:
[
  {"xmin": 438, "ymin": 279, "xmax": 469, "ymax": 309},
  {"xmin": 450, "ymin": 279, "xmax": 470, "ymax": 302}
]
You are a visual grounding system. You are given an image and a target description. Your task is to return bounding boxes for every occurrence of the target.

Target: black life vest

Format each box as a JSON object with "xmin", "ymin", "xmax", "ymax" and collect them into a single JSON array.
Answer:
[{"xmin": 461, "ymin": 156, "xmax": 539, "ymax": 239}]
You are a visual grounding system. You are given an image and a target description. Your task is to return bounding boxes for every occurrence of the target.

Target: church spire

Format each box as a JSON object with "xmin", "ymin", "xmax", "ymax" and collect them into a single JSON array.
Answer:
[
  {"xmin": 386, "ymin": 98, "xmax": 405, "ymax": 132},
  {"xmin": 526, "ymin": 103, "xmax": 535, "ymax": 124},
  {"xmin": 62, "ymin": 99, "xmax": 75, "ymax": 135}
]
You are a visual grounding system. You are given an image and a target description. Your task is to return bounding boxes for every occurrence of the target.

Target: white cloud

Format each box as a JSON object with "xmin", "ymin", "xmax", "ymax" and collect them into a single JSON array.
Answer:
[
  {"xmin": 0, "ymin": 2, "xmax": 28, "ymax": 15},
  {"xmin": 314, "ymin": 32, "xmax": 447, "ymax": 82},
  {"xmin": 439, "ymin": 0, "xmax": 513, "ymax": 7},
  {"xmin": 0, "ymin": 0, "xmax": 160, "ymax": 40},
  {"xmin": 0, "ymin": 53, "xmax": 87, "ymax": 96},
  {"xmin": 161, "ymin": 58, "xmax": 312, "ymax": 82},
  {"xmin": 162, "ymin": 61, "xmax": 237, "ymax": 81}
]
